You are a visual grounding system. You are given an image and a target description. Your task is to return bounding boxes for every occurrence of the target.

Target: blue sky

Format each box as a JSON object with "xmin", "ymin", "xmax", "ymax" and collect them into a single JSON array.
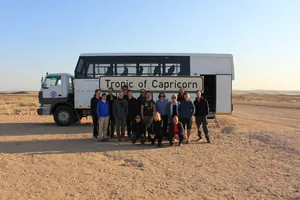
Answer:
[{"xmin": 0, "ymin": 0, "xmax": 299, "ymax": 91}]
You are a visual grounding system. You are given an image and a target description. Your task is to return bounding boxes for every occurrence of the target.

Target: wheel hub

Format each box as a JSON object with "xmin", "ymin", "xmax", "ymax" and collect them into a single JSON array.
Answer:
[{"xmin": 58, "ymin": 111, "xmax": 70, "ymax": 122}]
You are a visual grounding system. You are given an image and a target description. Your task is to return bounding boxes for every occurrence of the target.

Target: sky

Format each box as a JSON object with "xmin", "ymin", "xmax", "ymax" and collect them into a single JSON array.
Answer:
[{"xmin": 0, "ymin": 0, "xmax": 299, "ymax": 91}]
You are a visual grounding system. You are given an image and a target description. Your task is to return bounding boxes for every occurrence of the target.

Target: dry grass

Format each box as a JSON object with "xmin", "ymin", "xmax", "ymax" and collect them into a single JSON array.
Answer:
[{"xmin": 0, "ymin": 92, "xmax": 39, "ymax": 115}]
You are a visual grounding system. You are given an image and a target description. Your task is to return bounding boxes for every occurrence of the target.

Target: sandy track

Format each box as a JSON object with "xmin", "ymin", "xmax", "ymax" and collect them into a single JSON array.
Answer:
[{"xmin": 0, "ymin": 104, "xmax": 300, "ymax": 200}]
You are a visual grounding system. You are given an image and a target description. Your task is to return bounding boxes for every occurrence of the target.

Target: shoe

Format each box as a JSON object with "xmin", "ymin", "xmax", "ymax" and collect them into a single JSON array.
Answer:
[
  {"xmin": 196, "ymin": 137, "xmax": 202, "ymax": 141},
  {"xmin": 92, "ymin": 136, "xmax": 98, "ymax": 141},
  {"xmin": 98, "ymin": 138, "xmax": 104, "ymax": 142},
  {"xmin": 103, "ymin": 138, "xmax": 109, "ymax": 141},
  {"xmin": 158, "ymin": 142, "xmax": 162, "ymax": 147},
  {"xmin": 179, "ymin": 143, "xmax": 183, "ymax": 147},
  {"xmin": 169, "ymin": 143, "xmax": 174, "ymax": 146},
  {"xmin": 207, "ymin": 140, "xmax": 210, "ymax": 144},
  {"xmin": 186, "ymin": 140, "xmax": 190, "ymax": 144}
]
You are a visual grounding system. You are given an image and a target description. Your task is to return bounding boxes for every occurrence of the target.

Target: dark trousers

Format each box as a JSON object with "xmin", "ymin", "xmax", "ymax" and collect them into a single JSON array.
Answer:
[
  {"xmin": 195, "ymin": 116, "xmax": 209, "ymax": 141},
  {"xmin": 126, "ymin": 118, "xmax": 134, "ymax": 138},
  {"xmin": 161, "ymin": 115, "xmax": 168, "ymax": 137},
  {"xmin": 131, "ymin": 132, "xmax": 146, "ymax": 144},
  {"xmin": 107, "ymin": 116, "xmax": 115, "ymax": 137},
  {"xmin": 115, "ymin": 117, "xmax": 126, "ymax": 140},
  {"xmin": 92, "ymin": 115, "xmax": 98, "ymax": 138},
  {"xmin": 150, "ymin": 130, "xmax": 164, "ymax": 146},
  {"xmin": 168, "ymin": 133, "xmax": 184, "ymax": 145}
]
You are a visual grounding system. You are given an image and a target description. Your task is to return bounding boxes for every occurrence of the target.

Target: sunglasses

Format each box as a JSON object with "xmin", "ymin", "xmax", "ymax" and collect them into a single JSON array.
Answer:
[{"xmin": 159, "ymin": 96, "xmax": 165, "ymax": 98}]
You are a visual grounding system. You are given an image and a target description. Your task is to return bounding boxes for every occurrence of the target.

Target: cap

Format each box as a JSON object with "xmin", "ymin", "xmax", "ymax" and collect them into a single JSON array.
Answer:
[{"xmin": 101, "ymin": 93, "xmax": 107, "ymax": 97}]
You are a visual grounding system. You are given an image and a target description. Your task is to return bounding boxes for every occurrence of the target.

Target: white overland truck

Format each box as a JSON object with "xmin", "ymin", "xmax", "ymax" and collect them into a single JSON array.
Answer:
[{"xmin": 37, "ymin": 53, "xmax": 235, "ymax": 126}]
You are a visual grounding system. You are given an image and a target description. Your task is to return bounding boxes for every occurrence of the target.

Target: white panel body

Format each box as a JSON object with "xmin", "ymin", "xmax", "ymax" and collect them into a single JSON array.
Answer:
[
  {"xmin": 216, "ymin": 75, "xmax": 232, "ymax": 114},
  {"xmin": 190, "ymin": 55, "xmax": 234, "ymax": 79},
  {"xmin": 74, "ymin": 79, "xmax": 99, "ymax": 108}
]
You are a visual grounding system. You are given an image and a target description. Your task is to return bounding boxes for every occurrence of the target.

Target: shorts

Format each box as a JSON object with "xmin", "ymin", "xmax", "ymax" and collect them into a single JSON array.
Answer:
[
  {"xmin": 143, "ymin": 116, "xmax": 153, "ymax": 128},
  {"xmin": 179, "ymin": 117, "xmax": 192, "ymax": 130}
]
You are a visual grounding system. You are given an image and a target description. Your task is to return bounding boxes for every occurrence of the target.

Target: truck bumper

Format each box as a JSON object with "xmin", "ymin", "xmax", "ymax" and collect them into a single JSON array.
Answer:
[{"xmin": 37, "ymin": 106, "xmax": 51, "ymax": 115}]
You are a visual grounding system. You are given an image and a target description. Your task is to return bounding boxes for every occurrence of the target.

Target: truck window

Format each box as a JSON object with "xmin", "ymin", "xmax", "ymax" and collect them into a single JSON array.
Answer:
[{"xmin": 42, "ymin": 76, "xmax": 61, "ymax": 89}]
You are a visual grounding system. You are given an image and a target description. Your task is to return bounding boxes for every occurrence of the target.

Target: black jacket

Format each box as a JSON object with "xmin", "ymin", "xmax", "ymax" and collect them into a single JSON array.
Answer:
[
  {"xmin": 193, "ymin": 97, "xmax": 209, "ymax": 116},
  {"xmin": 132, "ymin": 120, "xmax": 146, "ymax": 136},
  {"xmin": 148, "ymin": 120, "xmax": 163, "ymax": 135},
  {"xmin": 90, "ymin": 95, "xmax": 100, "ymax": 117},
  {"xmin": 107, "ymin": 94, "xmax": 116, "ymax": 117},
  {"xmin": 137, "ymin": 95, "xmax": 145, "ymax": 114},
  {"xmin": 127, "ymin": 97, "xmax": 138, "ymax": 119},
  {"xmin": 177, "ymin": 93, "xmax": 185, "ymax": 102}
]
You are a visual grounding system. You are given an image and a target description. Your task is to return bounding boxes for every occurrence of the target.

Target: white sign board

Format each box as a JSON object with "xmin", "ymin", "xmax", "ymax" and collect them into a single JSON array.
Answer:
[{"xmin": 99, "ymin": 76, "xmax": 204, "ymax": 92}]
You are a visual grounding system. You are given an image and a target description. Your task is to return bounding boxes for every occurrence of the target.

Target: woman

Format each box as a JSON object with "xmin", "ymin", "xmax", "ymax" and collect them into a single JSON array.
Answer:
[
  {"xmin": 97, "ymin": 93, "xmax": 110, "ymax": 141},
  {"xmin": 131, "ymin": 115, "xmax": 146, "ymax": 144},
  {"xmin": 90, "ymin": 89, "xmax": 101, "ymax": 140},
  {"xmin": 155, "ymin": 92, "xmax": 169, "ymax": 137},
  {"xmin": 168, "ymin": 116, "xmax": 184, "ymax": 146},
  {"xmin": 147, "ymin": 112, "xmax": 164, "ymax": 147},
  {"xmin": 166, "ymin": 94, "xmax": 180, "ymax": 122}
]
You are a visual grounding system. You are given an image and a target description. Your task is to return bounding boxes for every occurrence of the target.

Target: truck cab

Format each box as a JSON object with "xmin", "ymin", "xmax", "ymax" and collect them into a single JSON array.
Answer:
[{"xmin": 37, "ymin": 73, "xmax": 77, "ymax": 126}]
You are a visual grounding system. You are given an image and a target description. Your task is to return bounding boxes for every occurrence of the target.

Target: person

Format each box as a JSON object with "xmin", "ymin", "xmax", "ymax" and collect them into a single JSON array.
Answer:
[
  {"xmin": 155, "ymin": 92, "xmax": 169, "ymax": 137},
  {"xmin": 107, "ymin": 87, "xmax": 116, "ymax": 138},
  {"xmin": 178, "ymin": 92, "xmax": 195, "ymax": 144},
  {"xmin": 137, "ymin": 89, "xmax": 146, "ymax": 114},
  {"xmin": 147, "ymin": 112, "xmax": 164, "ymax": 147},
  {"xmin": 96, "ymin": 93, "xmax": 110, "ymax": 141},
  {"xmin": 177, "ymin": 88, "xmax": 185, "ymax": 102},
  {"xmin": 194, "ymin": 90, "xmax": 210, "ymax": 143},
  {"xmin": 90, "ymin": 89, "xmax": 101, "ymax": 140},
  {"xmin": 126, "ymin": 90, "xmax": 138, "ymax": 138},
  {"xmin": 122, "ymin": 85, "xmax": 129, "ymax": 100},
  {"xmin": 168, "ymin": 116, "xmax": 184, "ymax": 146},
  {"xmin": 113, "ymin": 92, "xmax": 128, "ymax": 142},
  {"xmin": 166, "ymin": 94, "xmax": 180, "ymax": 122},
  {"xmin": 141, "ymin": 91, "xmax": 156, "ymax": 141},
  {"xmin": 131, "ymin": 115, "xmax": 146, "ymax": 144}
]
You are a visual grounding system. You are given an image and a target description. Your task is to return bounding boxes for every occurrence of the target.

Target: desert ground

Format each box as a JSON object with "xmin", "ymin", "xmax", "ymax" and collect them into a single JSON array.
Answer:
[{"xmin": 0, "ymin": 92, "xmax": 300, "ymax": 200}]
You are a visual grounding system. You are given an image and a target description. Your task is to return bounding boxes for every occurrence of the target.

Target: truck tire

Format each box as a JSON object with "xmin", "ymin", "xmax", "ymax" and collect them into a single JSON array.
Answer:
[{"xmin": 53, "ymin": 106, "xmax": 75, "ymax": 126}]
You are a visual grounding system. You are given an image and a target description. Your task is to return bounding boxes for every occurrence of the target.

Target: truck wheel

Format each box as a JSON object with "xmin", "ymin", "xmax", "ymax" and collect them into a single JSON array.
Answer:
[{"xmin": 53, "ymin": 106, "xmax": 75, "ymax": 126}]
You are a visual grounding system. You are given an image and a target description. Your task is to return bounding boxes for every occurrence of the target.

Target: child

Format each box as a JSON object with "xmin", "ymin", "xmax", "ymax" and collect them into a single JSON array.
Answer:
[
  {"xmin": 147, "ymin": 112, "xmax": 164, "ymax": 147},
  {"xmin": 168, "ymin": 116, "xmax": 184, "ymax": 146},
  {"xmin": 131, "ymin": 115, "xmax": 146, "ymax": 144}
]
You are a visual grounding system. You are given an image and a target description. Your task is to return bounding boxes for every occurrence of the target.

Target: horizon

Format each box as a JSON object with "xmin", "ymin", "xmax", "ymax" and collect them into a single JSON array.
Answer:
[{"xmin": 0, "ymin": 0, "xmax": 299, "ymax": 91}]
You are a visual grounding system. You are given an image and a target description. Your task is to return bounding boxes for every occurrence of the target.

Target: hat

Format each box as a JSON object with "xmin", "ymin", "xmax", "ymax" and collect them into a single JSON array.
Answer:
[{"xmin": 101, "ymin": 93, "xmax": 107, "ymax": 97}]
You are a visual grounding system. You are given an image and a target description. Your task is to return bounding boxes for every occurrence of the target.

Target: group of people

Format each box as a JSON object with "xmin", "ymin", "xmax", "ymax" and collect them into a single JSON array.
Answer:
[{"xmin": 90, "ymin": 86, "xmax": 210, "ymax": 147}]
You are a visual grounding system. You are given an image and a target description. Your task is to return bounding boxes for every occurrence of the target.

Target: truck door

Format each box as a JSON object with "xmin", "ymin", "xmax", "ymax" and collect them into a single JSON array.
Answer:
[{"xmin": 42, "ymin": 75, "xmax": 65, "ymax": 99}]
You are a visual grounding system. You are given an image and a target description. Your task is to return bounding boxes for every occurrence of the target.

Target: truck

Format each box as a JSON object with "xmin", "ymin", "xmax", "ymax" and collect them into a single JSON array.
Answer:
[{"xmin": 37, "ymin": 53, "xmax": 235, "ymax": 126}]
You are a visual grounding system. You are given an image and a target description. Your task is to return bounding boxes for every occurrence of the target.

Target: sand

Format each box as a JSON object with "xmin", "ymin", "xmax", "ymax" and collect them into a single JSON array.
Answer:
[{"xmin": 0, "ymin": 103, "xmax": 300, "ymax": 199}]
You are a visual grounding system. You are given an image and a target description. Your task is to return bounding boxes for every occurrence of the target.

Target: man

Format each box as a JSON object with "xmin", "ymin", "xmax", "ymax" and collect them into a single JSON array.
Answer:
[
  {"xmin": 155, "ymin": 92, "xmax": 169, "ymax": 137},
  {"xmin": 166, "ymin": 94, "xmax": 180, "ymax": 122},
  {"xmin": 137, "ymin": 89, "xmax": 146, "ymax": 114},
  {"xmin": 141, "ymin": 91, "xmax": 156, "ymax": 141},
  {"xmin": 107, "ymin": 87, "xmax": 116, "ymax": 138},
  {"xmin": 178, "ymin": 92, "xmax": 195, "ymax": 144},
  {"xmin": 177, "ymin": 88, "xmax": 185, "ymax": 102},
  {"xmin": 194, "ymin": 90, "xmax": 210, "ymax": 143},
  {"xmin": 90, "ymin": 89, "xmax": 101, "ymax": 140},
  {"xmin": 126, "ymin": 90, "xmax": 138, "ymax": 138},
  {"xmin": 97, "ymin": 93, "xmax": 110, "ymax": 141},
  {"xmin": 122, "ymin": 85, "xmax": 129, "ymax": 100},
  {"xmin": 113, "ymin": 92, "xmax": 128, "ymax": 142}
]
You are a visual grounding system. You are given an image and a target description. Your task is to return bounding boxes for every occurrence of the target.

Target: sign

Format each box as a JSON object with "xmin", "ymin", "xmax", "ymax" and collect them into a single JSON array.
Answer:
[{"xmin": 99, "ymin": 76, "xmax": 204, "ymax": 92}]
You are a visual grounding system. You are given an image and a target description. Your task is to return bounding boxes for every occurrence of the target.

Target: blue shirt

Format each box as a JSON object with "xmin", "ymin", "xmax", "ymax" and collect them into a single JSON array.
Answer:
[{"xmin": 155, "ymin": 99, "xmax": 168, "ymax": 116}]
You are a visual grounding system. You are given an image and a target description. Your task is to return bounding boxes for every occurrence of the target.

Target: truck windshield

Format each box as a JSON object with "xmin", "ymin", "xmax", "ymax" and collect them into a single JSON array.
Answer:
[{"xmin": 42, "ymin": 76, "xmax": 61, "ymax": 89}]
